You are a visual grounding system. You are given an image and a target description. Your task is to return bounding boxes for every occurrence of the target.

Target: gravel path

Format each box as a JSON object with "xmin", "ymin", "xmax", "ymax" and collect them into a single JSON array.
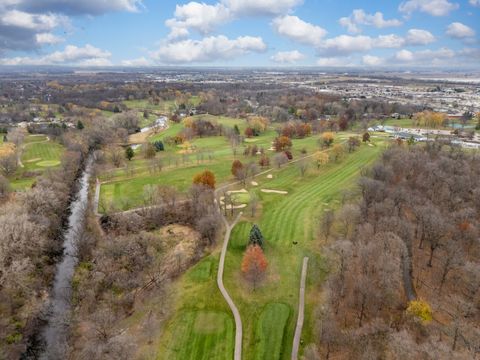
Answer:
[{"xmin": 291, "ymin": 257, "xmax": 309, "ymax": 360}]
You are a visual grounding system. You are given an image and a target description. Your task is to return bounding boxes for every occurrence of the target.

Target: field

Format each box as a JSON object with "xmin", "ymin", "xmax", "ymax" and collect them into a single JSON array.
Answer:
[
  {"xmin": 99, "ymin": 115, "xmax": 326, "ymax": 212},
  {"xmin": 151, "ymin": 136, "xmax": 386, "ymax": 360},
  {"xmin": 7, "ymin": 134, "xmax": 65, "ymax": 190}
]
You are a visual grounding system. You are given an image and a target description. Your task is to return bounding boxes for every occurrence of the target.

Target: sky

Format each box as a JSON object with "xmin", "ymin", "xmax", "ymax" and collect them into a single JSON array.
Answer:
[{"xmin": 0, "ymin": 0, "xmax": 479, "ymax": 68}]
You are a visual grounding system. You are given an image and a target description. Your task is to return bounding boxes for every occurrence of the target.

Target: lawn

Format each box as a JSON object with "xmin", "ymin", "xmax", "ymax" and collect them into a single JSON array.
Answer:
[{"xmin": 153, "ymin": 137, "xmax": 387, "ymax": 360}]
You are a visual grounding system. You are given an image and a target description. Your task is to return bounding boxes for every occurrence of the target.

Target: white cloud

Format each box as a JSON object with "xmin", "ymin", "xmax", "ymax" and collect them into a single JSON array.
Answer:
[
  {"xmin": 362, "ymin": 55, "xmax": 384, "ymax": 66},
  {"xmin": 121, "ymin": 56, "xmax": 151, "ymax": 66},
  {"xmin": 318, "ymin": 35, "xmax": 373, "ymax": 55},
  {"xmin": 0, "ymin": 44, "xmax": 111, "ymax": 65},
  {"xmin": 339, "ymin": 9, "xmax": 402, "ymax": 34},
  {"xmin": 376, "ymin": 34, "xmax": 405, "ymax": 48},
  {"xmin": 316, "ymin": 57, "xmax": 353, "ymax": 67},
  {"xmin": 165, "ymin": 2, "xmax": 231, "ymax": 39},
  {"xmin": 272, "ymin": 15, "xmax": 327, "ymax": 47},
  {"xmin": 270, "ymin": 50, "xmax": 305, "ymax": 63},
  {"xmin": 35, "ymin": 32, "xmax": 64, "ymax": 44},
  {"xmin": 469, "ymin": 0, "xmax": 480, "ymax": 7},
  {"xmin": 394, "ymin": 47, "xmax": 455, "ymax": 63},
  {"xmin": 446, "ymin": 22, "xmax": 475, "ymax": 38},
  {"xmin": 405, "ymin": 29, "xmax": 436, "ymax": 45},
  {"xmin": 0, "ymin": 10, "xmax": 67, "ymax": 31},
  {"xmin": 222, "ymin": 0, "xmax": 302, "ymax": 16},
  {"xmin": 151, "ymin": 35, "xmax": 267, "ymax": 63},
  {"xmin": 399, "ymin": 0, "xmax": 459, "ymax": 16}
]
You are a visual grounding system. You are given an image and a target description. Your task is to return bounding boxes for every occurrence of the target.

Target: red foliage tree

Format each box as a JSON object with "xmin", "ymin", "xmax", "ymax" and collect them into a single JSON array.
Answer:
[
  {"xmin": 192, "ymin": 170, "xmax": 216, "ymax": 189},
  {"xmin": 231, "ymin": 159, "xmax": 244, "ymax": 177},
  {"xmin": 259, "ymin": 155, "xmax": 270, "ymax": 167},
  {"xmin": 241, "ymin": 245, "xmax": 268, "ymax": 290},
  {"xmin": 245, "ymin": 127, "xmax": 254, "ymax": 138}
]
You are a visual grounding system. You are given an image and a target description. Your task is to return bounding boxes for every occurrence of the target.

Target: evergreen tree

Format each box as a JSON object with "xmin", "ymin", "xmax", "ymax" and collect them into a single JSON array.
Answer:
[
  {"xmin": 249, "ymin": 224, "xmax": 265, "ymax": 248},
  {"xmin": 233, "ymin": 124, "xmax": 240, "ymax": 135},
  {"xmin": 76, "ymin": 120, "xmax": 84, "ymax": 130},
  {"xmin": 125, "ymin": 146, "xmax": 134, "ymax": 161},
  {"xmin": 153, "ymin": 140, "xmax": 165, "ymax": 151}
]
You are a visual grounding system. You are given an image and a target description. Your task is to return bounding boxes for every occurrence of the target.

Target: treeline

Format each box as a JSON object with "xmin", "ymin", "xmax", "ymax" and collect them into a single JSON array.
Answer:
[{"xmin": 313, "ymin": 143, "xmax": 480, "ymax": 359}]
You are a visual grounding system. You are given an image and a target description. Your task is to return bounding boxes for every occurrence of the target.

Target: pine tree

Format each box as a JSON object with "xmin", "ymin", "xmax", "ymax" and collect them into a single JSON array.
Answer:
[
  {"xmin": 249, "ymin": 224, "xmax": 265, "ymax": 248},
  {"xmin": 125, "ymin": 146, "xmax": 134, "ymax": 161},
  {"xmin": 76, "ymin": 120, "xmax": 84, "ymax": 130}
]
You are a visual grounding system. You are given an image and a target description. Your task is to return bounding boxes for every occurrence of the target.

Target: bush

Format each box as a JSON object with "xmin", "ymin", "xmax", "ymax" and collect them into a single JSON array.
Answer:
[{"xmin": 406, "ymin": 300, "xmax": 432, "ymax": 323}]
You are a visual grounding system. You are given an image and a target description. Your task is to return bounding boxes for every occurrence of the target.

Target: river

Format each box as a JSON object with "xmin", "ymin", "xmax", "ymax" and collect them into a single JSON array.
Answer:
[{"xmin": 39, "ymin": 157, "xmax": 93, "ymax": 359}]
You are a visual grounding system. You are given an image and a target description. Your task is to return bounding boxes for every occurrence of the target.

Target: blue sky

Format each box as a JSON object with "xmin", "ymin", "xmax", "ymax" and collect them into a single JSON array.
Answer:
[{"xmin": 0, "ymin": 0, "xmax": 478, "ymax": 67}]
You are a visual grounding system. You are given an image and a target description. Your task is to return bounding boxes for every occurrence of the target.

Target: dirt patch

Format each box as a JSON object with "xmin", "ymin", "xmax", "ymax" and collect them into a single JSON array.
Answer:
[{"xmin": 261, "ymin": 189, "xmax": 288, "ymax": 194}]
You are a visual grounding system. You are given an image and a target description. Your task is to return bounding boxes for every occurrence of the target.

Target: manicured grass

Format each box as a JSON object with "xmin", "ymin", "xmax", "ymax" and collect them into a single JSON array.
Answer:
[
  {"xmin": 158, "ymin": 310, "xmax": 234, "ymax": 360},
  {"xmin": 254, "ymin": 303, "xmax": 291, "ymax": 360},
  {"xmin": 154, "ymin": 138, "xmax": 387, "ymax": 360},
  {"xmin": 22, "ymin": 139, "xmax": 63, "ymax": 171}
]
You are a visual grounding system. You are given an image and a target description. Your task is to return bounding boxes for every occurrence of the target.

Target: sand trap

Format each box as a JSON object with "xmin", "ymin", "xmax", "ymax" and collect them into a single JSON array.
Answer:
[
  {"xmin": 25, "ymin": 157, "xmax": 41, "ymax": 163},
  {"xmin": 368, "ymin": 143, "xmax": 374, "ymax": 147},
  {"xmin": 225, "ymin": 204, "xmax": 247, "ymax": 210},
  {"xmin": 268, "ymin": 147, "xmax": 275, "ymax": 151},
  {"xmin": 227, "ymin": 189, "xmax": 247, "ymax": 194},
  {"xmin": 251, "ymin": 181, "xmax": 258, "ymax": 186},
  {"xmin": 266, "ymin": 174, "xmax": 273, "ymax": 179},
  {"xmin": 261, "ymin": 189, "xmax": 288, "ymax": 195}
]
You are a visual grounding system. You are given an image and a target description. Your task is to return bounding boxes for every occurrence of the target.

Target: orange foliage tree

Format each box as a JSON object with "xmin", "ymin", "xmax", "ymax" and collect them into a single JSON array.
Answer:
[
  {"xmin": 241, "ymin": 245, "xmax": 268, "ymax": 290},
  {"xmin": 273, "ymin": 136, "xmax": 292, "ymax": 152},
  {"xmin": 193, "ymin": 170, "xmax": 216, "ymax": 189},
  {"xmin": 231, "ymin": 159, "xmax": 244, "ymax": 178}
]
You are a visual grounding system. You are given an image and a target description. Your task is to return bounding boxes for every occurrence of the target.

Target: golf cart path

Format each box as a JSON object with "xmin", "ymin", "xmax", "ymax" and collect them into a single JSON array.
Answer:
[{"xmin": 291, "ymin": 257, "xmax": 309, "ymax": 360}]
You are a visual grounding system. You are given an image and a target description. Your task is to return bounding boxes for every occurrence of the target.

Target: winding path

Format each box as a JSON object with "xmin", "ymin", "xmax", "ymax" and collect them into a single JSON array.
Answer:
[
  {"xmin": 291, "ymin": 257, "xmax": 309, "ymax": 360},
  {"xmin": 217, "ymin": 212, "xmax": 243, "ymax": 360}
]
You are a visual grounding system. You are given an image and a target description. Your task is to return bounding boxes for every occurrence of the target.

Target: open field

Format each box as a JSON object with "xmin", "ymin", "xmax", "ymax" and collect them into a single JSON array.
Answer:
[{"xmin": 153, "ymin": 137, "xmax": 386, "ymax": 360}]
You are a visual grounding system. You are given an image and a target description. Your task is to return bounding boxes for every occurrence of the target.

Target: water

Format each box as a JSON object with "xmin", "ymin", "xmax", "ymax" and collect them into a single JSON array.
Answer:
[{"xmin": 40, "ymin": 157, "xmax": 93, "ymax": 359}]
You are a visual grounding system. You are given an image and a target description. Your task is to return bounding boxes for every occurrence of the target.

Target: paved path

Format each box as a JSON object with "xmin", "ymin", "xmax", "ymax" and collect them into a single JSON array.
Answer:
[
  {"xmin": 291, "ymin": 257, "xmax": 309, "ymax": 360},
  {"xmin": 217, "ymin": 212, "xmax": 243, "ymax": 360}
]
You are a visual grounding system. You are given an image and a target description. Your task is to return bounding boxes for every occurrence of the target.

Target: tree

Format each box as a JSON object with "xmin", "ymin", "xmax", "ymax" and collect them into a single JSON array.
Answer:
[
  {"xmin": 153, "ymin": 140, "xmax": 164, "ymax": 151},
  {"xmin": 249, "ymin": 224, "xmax": 265, "ymax": 248},
  {"xmin": 315, "ymin": 152, "xmax": 329, "ymax": 169},
  {"xmin": 241, "ymin": 245, "xmax": 268, "ymax": 290},
  {"xmin": 231, "ymin": 159, "xmax": 244, "ymax": 178},
  {"xmin": 331, "ymin": 144, "xmax": 345, "ymax": 162},
  {"xmin": 347, "ymin": 136, "xmax": 361, "ymax": 152},
  {"xmin": 298, "ymin": 156, "xmax": 308, "ymax": 177},
  {"xmin": 273, "ymin": 136, "xmax": 292, "ymax": 152},
  {"xmin": 233, "ymin": 124, "xmax": 240, "ymax": 135},
  {"xmin": 193, "ymin": 170, "xmax": 216, "ymax": 189},
  {"xmin": 362, "ymin": 132, "xmax": 370, "ymax": 143},
  {"xmin": 273, "ymin": 152, "xmax": 288, "ymax": 168},
  {"xmin": 321, "ymin": 132, "xmax": 335, "ymax": 148},
  {"xmin": 125, "ymin": 146, "xmax": 134, "ymax": 161},
  {"xmin": 259, "ymin": 155, "xmax": 270, "ymax": 167},
  {"xmin": 0, "ymin": 174, "xmax": 10, "ymax": 199},
  {"xmin": 76, "ymin": 120, "xmax": 85, "ymax": 130},
  {"xmin": 244, "ymin": 127, "xmax": 254, "ymax": 138},
  {"xmin": 0, "ymin": 154, "xmax": 18, "ymax": 176},
  {"xmin": 142, "ymin": 142, "xmax": 156, "ymax": 159}
]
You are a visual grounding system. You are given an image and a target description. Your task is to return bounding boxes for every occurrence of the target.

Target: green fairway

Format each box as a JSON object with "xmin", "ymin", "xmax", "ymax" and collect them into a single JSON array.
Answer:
[
  {"xmin": 22, "ymin": 139, "xmax": 63, "ymax": 171},
  {"xmin": 159, "ymin": 311, "xmax": 234, "ymax": 360},
  {"xmin": 153, "ymin": 137, "xmax": 386, "ymax": 360}
]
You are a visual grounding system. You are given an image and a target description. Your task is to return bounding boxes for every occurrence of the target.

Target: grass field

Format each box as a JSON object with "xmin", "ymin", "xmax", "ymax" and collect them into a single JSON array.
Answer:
[{"xmin": 153, "ymin": 137, "xmax": 387, "ymax": 360}]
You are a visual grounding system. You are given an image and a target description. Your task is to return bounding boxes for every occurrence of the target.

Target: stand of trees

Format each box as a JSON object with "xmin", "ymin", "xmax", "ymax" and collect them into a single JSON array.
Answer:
[{"xmin": 315, "ymin": 143, "xmax": 480, "ymax": 359}]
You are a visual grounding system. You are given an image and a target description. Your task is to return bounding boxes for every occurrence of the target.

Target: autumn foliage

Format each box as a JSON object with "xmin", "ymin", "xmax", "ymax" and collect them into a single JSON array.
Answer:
[
  {"xmin": 192, "ymin": 170, "xmax": 216, "ymax": 189},
  {"xmin": 241, "ymin": 245, "xmax": 268, "ymax": 290},
  {"xmin": 231, "ymin": 159, "xmax": 244, "ymax": 177},
  {"xmin": 273, "ymin": 136, "xmax": 292, "ymax": 152}
]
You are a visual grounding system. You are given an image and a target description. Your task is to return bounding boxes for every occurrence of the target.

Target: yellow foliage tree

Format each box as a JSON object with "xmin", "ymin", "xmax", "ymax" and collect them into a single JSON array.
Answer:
[
  {"xmin": 321, "ymin": 132, "xmax": 335, "ymax": 148},
  {"xmin": 406, "ymin": 299, "xmax": 432, "ymax": 323},
  {"xmin": 315, "ymin": 152, "xmax": 329, "ymax": 169}
]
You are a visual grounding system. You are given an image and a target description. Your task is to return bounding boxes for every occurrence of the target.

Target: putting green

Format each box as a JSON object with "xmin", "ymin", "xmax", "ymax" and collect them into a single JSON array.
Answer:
[{"xmin": 36, "ymin": 160, "xmax": 61, "ymax": 167}]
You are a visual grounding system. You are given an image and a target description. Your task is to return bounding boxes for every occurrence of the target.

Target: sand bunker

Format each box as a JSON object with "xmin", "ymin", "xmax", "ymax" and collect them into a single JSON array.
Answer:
[
  {"xmin": 225, "ymin": 204, "xmax": 247, "ymax": 210},
  {"xmin": 368, "ymin": 143, "xmax": 374, "ymax": 147},
  {"xmin": 266, "ymin": 174, "xmax": 273, "ymax": 179},
  {"xmin": 227, "ymin": 189, "xmax": 247, "ymax": 194},
  {"xmin": 251, "ymin": 181, "xmax": 258, "ymax": 186},
  {"xmin": 261, "ymin": 189, "xmax": 288, "ymax": 194}
]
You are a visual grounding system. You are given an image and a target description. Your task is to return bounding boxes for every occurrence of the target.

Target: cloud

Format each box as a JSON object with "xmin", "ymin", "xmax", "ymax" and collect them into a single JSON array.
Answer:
[
  {"xmin": 272, "ymin": 15, "xmax": 327, "ymax": 47},
  {"xmin": 4, "ymin": 0, "xmax": 143, "ymax": 16},
  {"xmin": 316, "ymin": 57, "xmax": 353, "ymax": 67},
  {"xmin": 121, "ymin": 56, "xmax": 151, "ymax": 66},
  {"xmin": 0, "ymin": 44, "xmax": 111, "ymax": 65},
  {"xmin": 35, "ymin": 32, "xmax": 64, "ymax": 44},
  {"xmin": 405, "ymin": 29, "xmax": 436, "ymax": 45},
  {"xmin": 394, "ymin": 47, "xmax": 455, "ymax": 63},
  {"xmin": 270, "ymin": 50, "xmax": 305, "ymax": 63},
  {"xmin": 399, "ymin": 0, "xmax": 459, "ymax": 16},
  {"xmin": 469, "ymin": 0, "xmax": 480, "ymax": 6},
  {"xmin": 165, "ymin": 2, "xmax": 231, "ymax": 39},
  {"xmin": 222, "ymin": 0, "xmax": 302, "ymax": 16},
  {"xmin": 446, "ymin": 22, "xmax": 475, "ymax": 38},
  {"xmin": 151, "ymin": 35, "xmax": 267, "ymax": 63},
  {"xmin": 339, "ymin": 9, "xmax": 402, "ymax": 34},
  {"xmin": 362, "ymin": 55, "xmax": 384, "ymax": 66}
]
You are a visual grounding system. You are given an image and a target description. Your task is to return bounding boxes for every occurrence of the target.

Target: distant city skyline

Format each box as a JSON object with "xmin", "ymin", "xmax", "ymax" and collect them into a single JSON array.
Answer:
[{"xmin": 0, "ymin": 0, "xmax": 479, "ymax": 68}]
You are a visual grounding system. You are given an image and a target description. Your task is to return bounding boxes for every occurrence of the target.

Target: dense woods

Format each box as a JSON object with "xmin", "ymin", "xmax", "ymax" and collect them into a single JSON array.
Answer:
[{"xmin": 316, "ymin": 143, "xmax": 480, "ymax": 359}]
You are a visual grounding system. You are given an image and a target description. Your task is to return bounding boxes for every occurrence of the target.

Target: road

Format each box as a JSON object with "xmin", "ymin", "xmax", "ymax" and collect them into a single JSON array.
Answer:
[
  {"xmin": 217, "ymin": 212, "xmax": 243, "ymax": 360},
  {"xmin": 291, "ymin": 257, "xmax": 309, "ymax": 360}
]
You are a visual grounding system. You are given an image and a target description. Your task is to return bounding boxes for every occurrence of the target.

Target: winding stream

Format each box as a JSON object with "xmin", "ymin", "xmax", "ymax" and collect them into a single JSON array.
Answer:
[{"xmin": 40, "ymin": 157, "xmax": 93, "ymax": 359}]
